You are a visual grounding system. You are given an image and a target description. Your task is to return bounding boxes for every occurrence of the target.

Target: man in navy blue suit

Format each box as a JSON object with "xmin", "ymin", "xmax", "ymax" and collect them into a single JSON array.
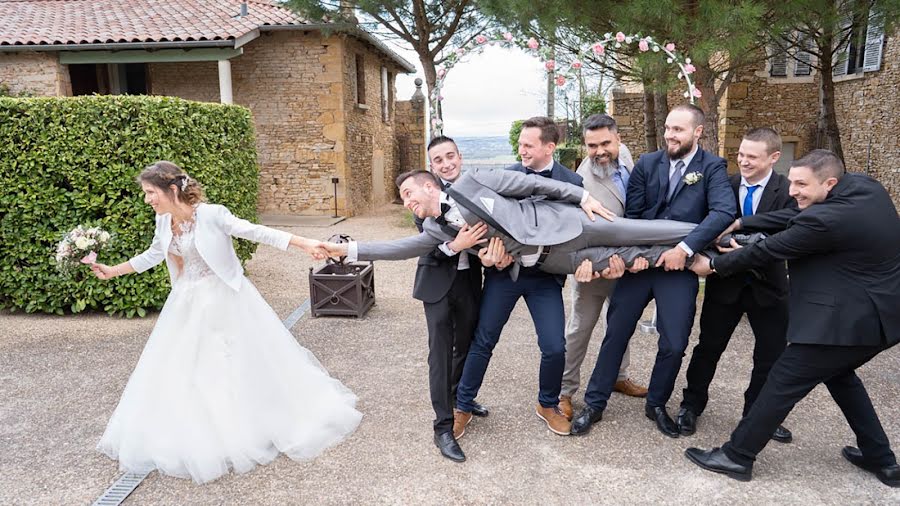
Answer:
[
  {"xmin": 455, "ymin": 116, "xmax": 583, "ymax": 437},
  {"xmin": 571, "ymin": 104, "xmax": 736, "ymax": 437}
]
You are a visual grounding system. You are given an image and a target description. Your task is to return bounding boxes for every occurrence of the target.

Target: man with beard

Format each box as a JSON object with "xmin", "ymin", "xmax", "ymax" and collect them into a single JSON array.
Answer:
[
  {"xmin": 571, "ymin": 104, "xmax": 736, "ymax": 438},
  {"xmin": 559, "ymin": 114, "xmax": 649, "ymax": 422}
]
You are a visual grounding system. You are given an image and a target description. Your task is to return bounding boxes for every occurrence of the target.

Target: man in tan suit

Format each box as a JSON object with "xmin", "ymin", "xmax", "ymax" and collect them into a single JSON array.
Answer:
[{"xmin": 559, "ymin": 114, "xmax": 648, "ymax": 420}]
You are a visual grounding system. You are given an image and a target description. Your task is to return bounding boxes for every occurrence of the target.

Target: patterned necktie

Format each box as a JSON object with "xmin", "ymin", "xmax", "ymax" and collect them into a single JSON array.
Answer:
[
  {"xmin": 743, "ymin": 185, "xmax": 760, "ymax": 217},
  {"xmin": 667, "ymin": 160, "xmax": 685, "ymax": 201}
]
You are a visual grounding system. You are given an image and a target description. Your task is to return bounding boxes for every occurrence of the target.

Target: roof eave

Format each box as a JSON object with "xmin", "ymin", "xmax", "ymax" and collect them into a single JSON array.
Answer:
[{"xmin": 0, "ymin": 39, "xmax": 236, "ymax": 52}]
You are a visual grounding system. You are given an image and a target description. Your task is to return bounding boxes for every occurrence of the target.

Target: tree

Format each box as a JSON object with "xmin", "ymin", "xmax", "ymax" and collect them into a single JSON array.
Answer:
[
  {"xmin": 768, "ymin": 0, "xmax": 900, "ymax": 160},
  {"xmin": 482, "ymin": 0, "xmax": 775, "ymax": 153},
  {"xmin": 285, "ymin": 0, "xmax": 491, "ymax": 126}
]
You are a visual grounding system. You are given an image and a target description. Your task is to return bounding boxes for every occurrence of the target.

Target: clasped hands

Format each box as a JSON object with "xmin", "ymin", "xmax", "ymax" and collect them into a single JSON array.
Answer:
[{"xmin": 689, "ymin": 218, "xmax": 744, "ymax": 276}]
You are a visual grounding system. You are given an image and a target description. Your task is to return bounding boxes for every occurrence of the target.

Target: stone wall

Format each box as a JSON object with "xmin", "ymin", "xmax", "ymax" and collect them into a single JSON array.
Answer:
[
  {"xmin": 833, "ymin": 32, "xmax": 900, "ymax": 206},
  {"xmin": 394, "ymin": 93, "xmax": 427, "ymax": 174},
  {"xmin": 0, "ymin": 51, "xmax": 70, "ymax": 96},
  {"xmin": 150, "ymin": 30, "xmax": 347, "ymax": 215},
  {"xmin": 341, "ymin": 36, "xmax": 407, "ymax": 214},
  {"xmin": 608, "ymin": 89, "xmax": 646, "ymax": 159}
]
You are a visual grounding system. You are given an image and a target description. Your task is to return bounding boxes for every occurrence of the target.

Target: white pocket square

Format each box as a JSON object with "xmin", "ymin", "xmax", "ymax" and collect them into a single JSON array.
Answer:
[{"xmin": 479, "ymin": 197, "xmax": 495, "ymax": 214}]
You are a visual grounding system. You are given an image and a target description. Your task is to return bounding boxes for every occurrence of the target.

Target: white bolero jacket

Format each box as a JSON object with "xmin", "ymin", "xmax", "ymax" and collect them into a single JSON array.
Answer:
[{"xmin": 128, "ymin": 203, "xmax": 292, "ymax": 291}]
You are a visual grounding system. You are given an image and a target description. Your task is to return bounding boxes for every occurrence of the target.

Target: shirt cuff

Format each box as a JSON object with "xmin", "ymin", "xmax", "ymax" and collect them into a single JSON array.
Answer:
[
  {"xmin": 347, "ymin": 241, "xmax": 359, "ymax": 262},
  {"xmin": 677, "ymin": 241, "xmax": 694, "ymax": 257},
  {"xmin": 580, "ymin": 189, "xmax": 590, "ymax": 205},
  {"xmin": 438, "ymin": 241, "xmax": 459, "ymax": 257}
]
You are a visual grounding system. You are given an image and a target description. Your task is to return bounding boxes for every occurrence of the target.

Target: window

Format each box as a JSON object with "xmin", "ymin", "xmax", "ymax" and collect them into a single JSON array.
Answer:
[
  {"xmin": 380, "ymin": 66, "xmax": 391, "ymax": 122},
  {"xmin": 834, "ymin": 7, "xmax": 885, "ymax": 76},
  {"xmin": 68, "ymin": 63, "xmax": 148, "ymax": 96},
  {"xmin": 354, "ymin": 55, "xmax": 366, "ymax": 106},
  {"xmin": 768, "ymin": 38, "xmax": 813, "ymax": 78},
  {"xmin": 774, "ymin": 142, "xmax": 796, "ymax": 176}
]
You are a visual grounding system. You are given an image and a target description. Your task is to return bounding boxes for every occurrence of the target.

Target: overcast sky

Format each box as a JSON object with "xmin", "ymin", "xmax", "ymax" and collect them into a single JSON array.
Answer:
[{"xmin": 392, "ymin": 45, "xmax": 550, "ymax": 138}]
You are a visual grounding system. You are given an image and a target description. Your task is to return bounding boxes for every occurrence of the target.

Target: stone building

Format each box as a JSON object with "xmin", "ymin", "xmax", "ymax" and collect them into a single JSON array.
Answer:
[
  {"xmin": 0, "ymin": 0, "xmax": 426, "ymax": 216},
  {"xmin": 609, "ymin": 27, "xmax": 898, "ymax": 205}
]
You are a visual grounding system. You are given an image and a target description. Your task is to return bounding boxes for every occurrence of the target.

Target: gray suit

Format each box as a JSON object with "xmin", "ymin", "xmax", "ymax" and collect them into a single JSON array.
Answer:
[
  {"xmin": 357, "ymin": 168, "xmax": 696, "ymax": 273},
  {"xmin": 562, "ymin": 150, "xmax": 635, "ymax": 397}
]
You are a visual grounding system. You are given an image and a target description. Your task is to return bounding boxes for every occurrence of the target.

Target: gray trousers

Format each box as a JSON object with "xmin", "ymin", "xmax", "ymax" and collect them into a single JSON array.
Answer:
[{"xmin": 562, "ymin": 277, "xmax": 630, "ymax": 397}]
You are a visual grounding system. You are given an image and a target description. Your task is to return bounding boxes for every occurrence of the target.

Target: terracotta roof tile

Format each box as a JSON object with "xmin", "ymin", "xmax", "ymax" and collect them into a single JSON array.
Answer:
[{"xmin": 0, "ymin": 0, "xmax": 304, "ymax": 46}]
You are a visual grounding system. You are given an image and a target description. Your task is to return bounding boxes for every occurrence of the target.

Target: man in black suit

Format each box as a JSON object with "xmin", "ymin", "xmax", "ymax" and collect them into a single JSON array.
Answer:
[
  {"xmin": 685, "ymin": 150, "xmax": 899, "ymax": 487},
  {"xmin": 678, "ymin": 128, "xmax": 797, "ymax": 443},
  {"xmin": 417, "ymin": 136, "xmax": 489, "ymax": 462}
]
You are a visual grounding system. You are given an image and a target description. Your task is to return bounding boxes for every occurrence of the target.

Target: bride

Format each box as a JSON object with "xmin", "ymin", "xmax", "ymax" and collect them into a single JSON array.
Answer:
[{"xmin": 91, "ymin": 161, "xmax": 361, "ymax": 483}]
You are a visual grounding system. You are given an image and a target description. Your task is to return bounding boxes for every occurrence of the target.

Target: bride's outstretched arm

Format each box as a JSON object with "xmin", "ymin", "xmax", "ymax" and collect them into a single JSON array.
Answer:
[
  {"xmin": 91, "ymin": 261, "xmax": 137, "ymax": 280},
  {"xmin": 289, "ymin": 235, "xmax": 328, "ymax": 260}
]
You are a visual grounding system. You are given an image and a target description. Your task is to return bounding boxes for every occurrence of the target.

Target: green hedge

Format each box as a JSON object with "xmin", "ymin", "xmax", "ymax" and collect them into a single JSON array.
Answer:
[{"xmin": 0, "ymin": 95, "xmax": 260, "ymax": 316}]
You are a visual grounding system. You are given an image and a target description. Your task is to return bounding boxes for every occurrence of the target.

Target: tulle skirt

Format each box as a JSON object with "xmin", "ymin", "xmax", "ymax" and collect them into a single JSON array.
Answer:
[{"xmin": 97, "ymin": 274, "xmax": 362, "ymax": 483}]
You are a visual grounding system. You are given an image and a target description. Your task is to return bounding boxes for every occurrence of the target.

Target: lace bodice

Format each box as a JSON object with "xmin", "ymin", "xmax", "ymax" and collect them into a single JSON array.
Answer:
[{"xmin": 169, "ymin": 213, "xmax": 214, "ymax": 282}]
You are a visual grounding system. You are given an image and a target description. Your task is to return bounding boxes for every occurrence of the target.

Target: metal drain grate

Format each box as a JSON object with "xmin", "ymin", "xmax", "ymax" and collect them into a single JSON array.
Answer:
[{"xmin": 92, "ymin": 471, "xmax": 150, "ymax": 506}]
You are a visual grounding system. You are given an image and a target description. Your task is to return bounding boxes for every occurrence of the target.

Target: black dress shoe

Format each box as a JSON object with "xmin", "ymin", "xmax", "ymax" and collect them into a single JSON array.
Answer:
[
  {"xmin": 771, "ymin": 425, "xmax": 793, "ymax": 444},
  {"xmin": 842, "ymin": 446, "xmax": 900, "ymax": 487},
  {"xmin": 645, "ymin": 405, "xmax": 679, "ymax": 438},
  {"xmin": 685, "ymin": 447, "xmax": 752, "ymax": 482},
  {"xmin": 434, "ymin": 431, "xmax": 466, "ymax": 462},
  {"xmin": 570, "ymin": 406, "xmax": 603, "ymax": 436},
  {"xmin": 470, "ymin": 401, "xmax": 489, "ymax": 417},
  {"xmin": 717, "ymin": 232, "xmax": 767, "ymax": 248},
  {"xmin": 677, "ymin": 407, "xmax": 697, "ymax": 436}
]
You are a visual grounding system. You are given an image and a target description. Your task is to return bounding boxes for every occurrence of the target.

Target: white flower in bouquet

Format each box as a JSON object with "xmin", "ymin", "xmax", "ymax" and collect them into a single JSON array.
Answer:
[
  {"xmin": 74, "ymin": 236, "xmax": 91, "ymax": 249},
  {"xmin": 55, "ymin": 225, "xmax": 113, "ymax": 275}
]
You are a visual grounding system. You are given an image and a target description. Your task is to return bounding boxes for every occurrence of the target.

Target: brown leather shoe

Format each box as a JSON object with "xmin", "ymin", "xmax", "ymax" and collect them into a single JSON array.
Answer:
[
  {"xmin": 559, "ymin": 395, "xmax": 574, "ymax": 421},
  {"xmin": 614, "ymin": 378, "xmax": 648, "ymax": 398},
  {"xmin": 536, "ymin": 404, "xmax": 571, "ymax": 435},
  {"xmin": 453, "ymin": 410, "xmax": 473, "ymax": 440}
]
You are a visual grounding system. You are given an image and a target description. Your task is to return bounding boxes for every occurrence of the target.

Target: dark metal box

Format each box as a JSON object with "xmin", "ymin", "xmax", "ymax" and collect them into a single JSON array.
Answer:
[{"xmin": 308, "ymin": 262, "xmax": 375, "ymax": 317}]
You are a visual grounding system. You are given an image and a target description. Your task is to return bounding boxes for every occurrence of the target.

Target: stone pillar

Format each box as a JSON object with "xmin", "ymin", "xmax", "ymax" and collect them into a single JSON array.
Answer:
[
  {"xmin": 395, "ymin": 78, "xmax": 428, "ymax": 179},
  {"xmin": 217, "ymin": 59, "xmax": 233, "ymax": 104}
]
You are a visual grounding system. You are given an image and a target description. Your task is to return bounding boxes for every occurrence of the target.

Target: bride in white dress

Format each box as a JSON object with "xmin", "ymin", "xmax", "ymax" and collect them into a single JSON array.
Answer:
[{"xmin": 91, "ymin": 161, "xmax": 361, "ymax": 483}]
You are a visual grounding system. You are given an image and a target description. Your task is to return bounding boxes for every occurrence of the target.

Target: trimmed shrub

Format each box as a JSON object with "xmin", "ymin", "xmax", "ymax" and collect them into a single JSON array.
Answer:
[{"xmin": 0, "ymin": 95, "xmax": 259, "ymax": 316}]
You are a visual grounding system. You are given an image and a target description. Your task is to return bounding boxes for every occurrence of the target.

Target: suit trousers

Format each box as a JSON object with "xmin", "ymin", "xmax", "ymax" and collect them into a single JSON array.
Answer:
[
  {"xmin": 583, "ymin": 269, "xmax": 699, "ymax": 411},
  {"xmin": 423, "ymin": 270, "xmax": 480, "ymax": 434},
  {"xmin": 456, "ymin": 269, "xmax": 566, "ymax": 411},
  {"xmin": 723, "ymin": 341, "xmax": 898, "ymax": 467},
  {"xmin": 681, "ymin": 287, "xmax": 788, "ymax": 416},
  {"xmin": 562, "ymin": 277, "xmax": 630, "ymax": 397}
]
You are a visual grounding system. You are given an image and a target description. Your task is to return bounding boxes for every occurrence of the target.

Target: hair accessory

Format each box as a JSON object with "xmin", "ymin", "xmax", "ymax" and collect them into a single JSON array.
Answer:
[{"xmin": 180, "ymin": 176, "xmax": 189, "ymax": 192}]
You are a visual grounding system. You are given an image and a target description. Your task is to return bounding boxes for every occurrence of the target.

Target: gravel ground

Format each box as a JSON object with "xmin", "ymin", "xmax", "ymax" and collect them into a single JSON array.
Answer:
[{"xmin": 1, "ymin": 204, "xmax": 898, "ymax": 505}]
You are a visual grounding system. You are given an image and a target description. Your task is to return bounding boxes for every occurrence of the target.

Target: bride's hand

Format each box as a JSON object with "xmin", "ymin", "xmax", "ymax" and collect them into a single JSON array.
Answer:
[
  {"xmin": 295, "ymin": 237, "xmax": 329, "ymax": 260},
  {"xmin": 91, "ymin": 263, "xmax": 115, "ymax": 280}
]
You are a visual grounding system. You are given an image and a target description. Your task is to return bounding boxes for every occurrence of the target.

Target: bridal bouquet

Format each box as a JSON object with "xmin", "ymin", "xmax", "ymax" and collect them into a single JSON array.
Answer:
[{"xmin": 55, "ymin": 225, "xmax": 112, "ymax": 274}]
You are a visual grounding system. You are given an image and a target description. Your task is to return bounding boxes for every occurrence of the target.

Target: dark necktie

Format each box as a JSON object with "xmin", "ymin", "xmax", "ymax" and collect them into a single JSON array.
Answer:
[
  {"xmin": 667, "ymin": 160, "xmax": 685, "ymax": 201},
  {"xmin": 743, "ymin": 185, "xmax": 760, "ymax": 217}
]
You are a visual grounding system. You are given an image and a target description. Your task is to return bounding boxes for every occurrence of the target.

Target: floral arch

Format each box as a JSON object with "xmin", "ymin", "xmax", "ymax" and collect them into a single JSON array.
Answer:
[{"xmin": 429, "ymin": 32, "xmax": 699, "ymax": 137}]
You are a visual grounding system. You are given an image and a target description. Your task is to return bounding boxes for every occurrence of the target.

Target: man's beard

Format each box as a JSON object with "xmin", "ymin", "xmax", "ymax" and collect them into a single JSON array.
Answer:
[
  {"xmin": 667, "ymin": 138, "xmax": 695, "ymax": 160},
  {"xmin": 587, "ymin": 156, "xmax": 618, "ymax": 178}
]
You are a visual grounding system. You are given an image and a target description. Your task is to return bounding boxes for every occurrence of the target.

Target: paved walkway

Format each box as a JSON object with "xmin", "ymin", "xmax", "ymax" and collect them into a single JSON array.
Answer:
[{"xmin": 1, "ymin": 205, "xmax": 898, "ymax": 504}]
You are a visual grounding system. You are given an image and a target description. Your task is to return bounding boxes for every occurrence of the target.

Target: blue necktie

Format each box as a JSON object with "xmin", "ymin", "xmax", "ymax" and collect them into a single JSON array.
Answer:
[
  {"xmin": 612, "ymin": 167, "xmax": 628, "ymax": 204},
  {"xmin": 743, "ymin": 185, "xmax": 760, "ymax": 217}
]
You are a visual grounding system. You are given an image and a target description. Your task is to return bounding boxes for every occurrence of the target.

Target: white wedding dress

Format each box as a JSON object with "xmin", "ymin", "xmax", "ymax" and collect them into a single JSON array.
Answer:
[{"xmin": 98, "ymin": 218, "xmax": 362, "ymax": 483}]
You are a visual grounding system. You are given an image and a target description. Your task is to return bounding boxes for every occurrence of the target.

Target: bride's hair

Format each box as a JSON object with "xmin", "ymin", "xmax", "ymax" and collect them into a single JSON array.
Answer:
[{"xmin": 137, "ymin": 161, "xmax": 205, "ymax": 206}]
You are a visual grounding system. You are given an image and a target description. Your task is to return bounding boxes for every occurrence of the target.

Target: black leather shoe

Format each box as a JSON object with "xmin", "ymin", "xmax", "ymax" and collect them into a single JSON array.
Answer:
[
  {"xmin": 685, "ymin": 447, "xmax": 752, "ymax": 481},
  {"xmin": 570, "ymin": 406, "xmax": 603, "ymax": 436},
  {"xmin": 645, "ymin": 405, "xmax": 679, "ymax": 438},
  {"xmin": 718, "ymin": 232, "xmax": 767, "ymax": 248},
  {"xmin": 677, "ymin": 407, "xmax": 697, "ymax": 436},
  {"xmin": 470, "ymin": 401, "xmax": 489, "ymax": 417},
  {"xmin": 434, "ymin": 431, "xmax": 466, "ymax": 462},
  {"xmin": 771, "ymin": 425, "xmax": 793, "ymax": 444},
  {"xmin": 842, "ymin": 446, "xmax": 900, "ymax": 487}
]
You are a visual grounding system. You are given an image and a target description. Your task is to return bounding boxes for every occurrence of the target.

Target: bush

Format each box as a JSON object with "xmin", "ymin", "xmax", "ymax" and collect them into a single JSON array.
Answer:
[
  {"xmin": 0, "ymin": 95, "xmax": 260, "ymax": 316},
  {"xmin": 508, "ymin": 119, "xmax": 525, "ymax": 160},
  {"xmin": 554, "ymin": 144, "xmax": 580, "ymax": 169}
]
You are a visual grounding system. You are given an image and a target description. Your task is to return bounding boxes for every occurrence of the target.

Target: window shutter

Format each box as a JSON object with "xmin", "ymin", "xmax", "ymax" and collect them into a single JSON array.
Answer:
[
  {"xmin": 770, "ymin": 46, "xmax": 788, "ymax": 77},
  {"xmin": 794, "ymin": 38, "xmax": 812, "ymax": 76},
  {"xmin": 832, "ymin": 15, "xmax": 852, "ymax": 76},
  {"xmin": 862, "ymin": 9, "xmax": 885, "ymax": 71}
]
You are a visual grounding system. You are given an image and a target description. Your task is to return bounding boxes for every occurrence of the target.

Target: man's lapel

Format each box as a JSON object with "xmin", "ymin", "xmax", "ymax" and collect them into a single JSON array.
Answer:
[
  {"xmin": 657, "ymin": 155, "xmax": 671, "ymax": 206},
  {"xmin": 598, "ymin": 176, "xmax": 625, "ymax": 206},
  {"xmin": 756, "ymin": 173, "xmax": 780, "ymax": 213},
  {"xmin": 669, "ymin": 149, "xmax": 703, "ymax": 202}
]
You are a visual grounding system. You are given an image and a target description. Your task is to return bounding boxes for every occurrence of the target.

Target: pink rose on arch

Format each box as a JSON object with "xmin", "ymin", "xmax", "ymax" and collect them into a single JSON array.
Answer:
[
  {"xmin": 665, "ymin": 43, "xmax": 676, "ymax": 52},
  {"xmin": 527, "ymin": 37, "xmax": 539, "ymax": 49},
  {"xmin": 455, "ymin": 48, "xmax": 465, "ymax": 56},
  {"xmin": 503, "ymin": 32, "xmax": 514, "ymax": 41},
  {"xmin": 476, "ymin": 35, "xmax": 488, "ymax": 44},
  {"xmin": 638, "ymin": 39, "xmax": 649, "ymax": 52},
  {"xmin": 555, "ymin": 75, "xmax": 567, "ymax": 87},
  {"xmin": 692, "ymin": 88, "xmax": 702, "ymax": 98},
  {"xmin": 572, "ymin": 60, "xmax": 583, "ymax": 70},
  {"xmin": 683, "ymin": 63, "xmax": 697, "ymax": 74},
  {"xmin": 437, "ymin": 68, "xmax": 446, "ymax": 78},
  {"xmin": 615, "ymin": 32, "xmax": 626, "ymax": 42},
  {"xmin": 545, "ymin": 60, "xmax": 556, "ymax": 71},
  {"xmin": 592, "ymin": 43, "xmax": 605, "ymax": 55}
]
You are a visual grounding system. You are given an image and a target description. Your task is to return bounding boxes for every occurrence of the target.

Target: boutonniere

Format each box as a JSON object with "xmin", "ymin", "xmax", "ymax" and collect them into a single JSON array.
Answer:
[{"xmin": 683, "ymin": 172, "xmax": 703, "ymax": 185}]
